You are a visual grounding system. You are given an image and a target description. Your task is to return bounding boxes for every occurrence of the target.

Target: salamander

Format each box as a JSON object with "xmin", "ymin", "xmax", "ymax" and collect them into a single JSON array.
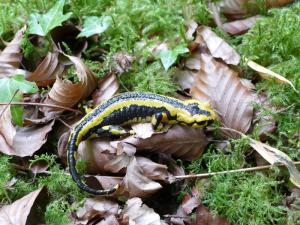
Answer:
[{"xmin": 67, "ymin": 92, "xmax": 217, "ymax": 195}]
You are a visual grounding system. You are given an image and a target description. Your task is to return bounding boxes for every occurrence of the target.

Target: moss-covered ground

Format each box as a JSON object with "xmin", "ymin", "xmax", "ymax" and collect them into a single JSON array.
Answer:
[{"xmin": 0, "ymin": 0, "xmax": 299, "ymax": 224}]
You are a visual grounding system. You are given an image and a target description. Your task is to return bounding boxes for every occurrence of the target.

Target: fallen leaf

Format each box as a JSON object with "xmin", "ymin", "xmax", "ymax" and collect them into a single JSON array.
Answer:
[
  {"xmin": 193, "ymin": 204, "xmax": 231, "ymax": 225},
  {"xmin": 0, "ymin": 118, "xmax": 54, "ymax": 156},
  {"xmin": 249, "ymin": 138, "xmax": 300, "ymax": 188},
  {"xmin": 218, "ymin": 0, "xmax": 293, "ymax": 19},
  {"xmin": 118, "ymin": 125, "xmax": 208, "ymax": 160},
  {"xmin": 78, "ymin": 16, "xmax": 113, "ymax": 38},
  {"xmin": 197, "ymin": 26, "xmax": 240, "ymax": 65},
  {"xmin": 123, "ymin": 157, "xmax": 162, "ymax": 198},
  {"xmin": 189, "ymin": 53, "xmax": 254, "ymax": 134},
  {"xmin": 223, "ymin": 15, "xmax": 260, "ymax": 35},
  {"xmin": 0, "ymin": 187, "xmax": 45, "ymax": 225},
  {"xmin": 26, "ymin": 52, "xmax": 64, "ymax": 86},
  {"xmin": 0, "ymin": 26, "xmax": 25, "ymax": 69},
  {"xmin": 136, "ymin": 157, "xmax": 169, "ymax": 181},
  {"xmin": 42, "ymin": 55, "xmax": 97, "ymax": 114},
  {"xmin": 247, "ymin": 60, "xmax": 298, "ymax": 92},
  {"xmin": 92, "ymin": 72, "xmax": 119, "ymax": 106},
  {"xmin": 76, "ymin": 197, "xmax": 119, "ymax": 222},
  {"xmin": 0, "ymin": 106, "xmax": 16, "ymax": 147},
  {"xmin": 121, "ymin": 197, "xmax": 165, "ymax": 225},
  {"xmin": 185, "ymin": 20, "xmax": 198, "ymax": 40},
  {"xmin": 28, "ymin": 0, "xmax": 72, "ymax": 36},
  {"xmin": 131, "ymin": 123, "xmax": 154, "ymax": 139}
]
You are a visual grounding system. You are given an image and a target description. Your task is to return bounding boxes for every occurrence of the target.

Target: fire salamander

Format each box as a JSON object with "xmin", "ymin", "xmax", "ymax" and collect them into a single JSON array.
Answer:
[{"xmin": 68, "ymin": 92, "xmax": 217, "ymax": 195}]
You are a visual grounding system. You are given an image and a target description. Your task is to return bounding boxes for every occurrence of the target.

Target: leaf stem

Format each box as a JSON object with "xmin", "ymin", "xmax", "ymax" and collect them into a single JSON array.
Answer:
[{"xmin": 0, "ymin": 102, "xmax": 82, "ymax": 114}]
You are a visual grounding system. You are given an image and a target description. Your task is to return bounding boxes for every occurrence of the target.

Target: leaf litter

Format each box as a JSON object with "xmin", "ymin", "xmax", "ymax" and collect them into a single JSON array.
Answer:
[{"xmin": 0, "ymin": 1, "xmax": 299, "ymax": 224}]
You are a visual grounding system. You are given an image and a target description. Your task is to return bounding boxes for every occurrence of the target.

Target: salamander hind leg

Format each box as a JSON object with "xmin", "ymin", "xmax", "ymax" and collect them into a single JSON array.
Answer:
[{"xmin": 100, "ymin": 125, "xmax": 134, "ymax": 136}]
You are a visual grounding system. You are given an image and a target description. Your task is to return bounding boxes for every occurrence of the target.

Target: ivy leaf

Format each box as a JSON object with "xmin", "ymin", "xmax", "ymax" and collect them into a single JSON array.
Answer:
[
  {"xmin": 77, "ymin": 16, "xmax": 112, "ymax": 38},
  {"xmin": 0, "ymin": 75, "xmax": 38, "ymax": 126},
  {"xmin": 159, "ymin": 45, "xmax": 189, "ymax": 70},
  {"xmin": 28, "ymin": 0, "xmax": 72, "ymax": 36}
]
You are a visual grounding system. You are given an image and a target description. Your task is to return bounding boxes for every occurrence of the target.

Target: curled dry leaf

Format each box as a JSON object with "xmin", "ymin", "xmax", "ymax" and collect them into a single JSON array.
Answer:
[
  {"xmin": 42, "ymin": 55, "xmax": 97, "ymax": 114},
  {"xmin": 197, "ymin": 26, "xmax": 240, "ymax": 65},
  {"xmin": 0, "ymin": 187, "xmax": 45, "ymax": 225},
  {"xmin": 121, "ymin": 197, "xmax": 165, "ymax": 225},
  {"xmin": 223, "ymin": 15, "xmax": 260, "ymax": 35},
  {"xmin": 119, "ymin": 125, "xmax": 208, "ymax": 160},
  {"xmin": 249, "ymin": 138, "xmax": 300, "ymax": 188},
  {"xmin": 26, "ymin": 52, "xmax": 64, "ymax": 87},
  {"xmin": 112, "ymin": 52, "xmax": 135, "ymax": 74},
  {"xmin": 188, "ymin": 53, "xmax": 254, "ymax": 134},
  {"xmin": 247, "ymin": 60, "xmax": 298, "ymax": 92},
  {"xmin": 92, "ymin": 72, "xmax": 119, "ymax": 106},
  {"xmin": 0, "ymin": 107, "xmax": 55, "ymax": 156},
  {"xmin": 0, "ymin": 26, "xmax": 25, "ymax": 68}
]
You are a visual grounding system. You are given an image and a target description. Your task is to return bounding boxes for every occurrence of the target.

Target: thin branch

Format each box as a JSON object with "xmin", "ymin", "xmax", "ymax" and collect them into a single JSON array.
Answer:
[
  {"xmin": 0, "ymin": 90, "xmax": 19, "ymax": 119},
  {"xmin": 0, "ymin": 102, "xmax": 82, "ymax": 114},
  {"xmin": 175, "ymin": 161, "xmax": 300, "ymax": 180}
]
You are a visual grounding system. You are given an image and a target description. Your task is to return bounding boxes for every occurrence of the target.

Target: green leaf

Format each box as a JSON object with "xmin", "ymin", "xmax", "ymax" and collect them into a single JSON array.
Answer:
[
  {"xmin": 0, "ymin": 75, "xmax": 38, "ymax": 126},
  {"xmin": 77, "ymin": 16, "xmax": 112, "ymax": 38},
  {"xmin": 28, "ymin": 0, "xmax": 72, "ymax": 36},
  {"xmin": 159, "ymin": 45, "xmax": 189, "ymax": 70}
]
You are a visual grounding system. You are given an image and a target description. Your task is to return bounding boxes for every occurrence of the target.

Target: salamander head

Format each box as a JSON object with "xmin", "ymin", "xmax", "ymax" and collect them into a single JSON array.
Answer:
[{"xmin": 182, "ymin": 99, "xmax": 217, "ymax": 128}]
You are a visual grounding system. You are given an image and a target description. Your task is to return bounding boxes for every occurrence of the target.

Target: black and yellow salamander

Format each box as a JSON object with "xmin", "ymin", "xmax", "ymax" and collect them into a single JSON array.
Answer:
[{"xmin": 68, "ymin": 92, "xmax": 217, "ymax": 195}]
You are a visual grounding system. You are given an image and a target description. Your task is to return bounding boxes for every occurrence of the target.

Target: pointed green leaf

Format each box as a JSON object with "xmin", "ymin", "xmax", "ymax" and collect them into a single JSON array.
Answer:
[
  {"xmin": 159, "ymin": 45, "xmax": 189, "ymax": 70},
  {"xmin": 0, "ymin": 75, "xmax": 38, "ymax": 126},
  {"xmin": 28, "ymin": 0, "xmax": 72, "ymax": 36},
  {"xmin": 77, "ymin": 16, "xmax": 112, "ymax": 38}
]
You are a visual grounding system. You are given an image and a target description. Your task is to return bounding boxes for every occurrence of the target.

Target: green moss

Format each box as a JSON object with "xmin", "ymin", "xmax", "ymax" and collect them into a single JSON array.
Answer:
[
  {"xmin": 0, "ymin": 155, "xmax": 13, "ymax": 203},
  {"xmin": 188, "ymin": 138, "xmax": 250, "ymax": 174},
  {"xmin": 120, "ymin": 61, "xmax": 177, "ymax": 95},
  {"xmin": 45, "ymin": 199, "xmax": 72, "ymax": 225},
  {"xmin": 239, "ymin": 4, "xmax": 300, "ymax": 66},
  {"xmin": 198, "ymin": 173, "xmax": 286, "ymax": 225}
]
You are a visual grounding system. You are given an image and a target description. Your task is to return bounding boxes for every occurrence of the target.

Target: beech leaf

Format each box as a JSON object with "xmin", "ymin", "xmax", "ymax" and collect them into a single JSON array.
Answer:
[
  {"xmin": 160, "ymin": 45, "xmax": 189, "ymax": 70},
  {"xmin": 0, "ymin": 187, "xmax": 44, "ymax": 225},
  {"xmin": 249, "ymin": 138, "xmax": 300, "ymax": 188},
  {"xmin": 78, "ymin": 16, "xmax": 112, "ymax": 38},
  {"xmin": 197, "ymin": 26, "xmax": 240, "ymax": 65},
  {"xmin": 28, "ymin": 0, "xmax": 72, "ymax": 36},
  {"xmin": 247, "ymin": 60, "xmax": 298, "ymax": 92},
  {"xmin": 223, "ymin": 15, "xmax": 260, "ymax": 35}
]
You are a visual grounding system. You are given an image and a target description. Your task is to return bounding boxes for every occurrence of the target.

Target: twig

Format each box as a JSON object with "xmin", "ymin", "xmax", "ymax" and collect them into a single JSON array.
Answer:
[
  {"xmin": 57, "ymin": 118, "xmax": 73, "ymax": 129},
  {"xmin": 0, "ymin": 90, "xmax": 19, "ymax": 119},
  {"xmin": 175, "ymin": 161, "xmax": 300, "ymax": 180},
  {"xmin": 0, "ymin": 102, "xmax": 82, "ymax": 114}
]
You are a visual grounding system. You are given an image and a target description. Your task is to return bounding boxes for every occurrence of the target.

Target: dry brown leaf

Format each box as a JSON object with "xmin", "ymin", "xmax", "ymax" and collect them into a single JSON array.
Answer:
[
  {"xmin": 189, "ymin": 53, "xmax": 254, "ymax": 134},
  {"xmin": 193, "ymin": 204, "xmax": 231, "ymax": 225},
  {"xmin": 118, "ymin": 125, "xmax": 208, "ymax": 160},
  {"xmin": 0, "ymin": 187, "xmax": 45, "ymax": 225},
  {"xmin": 76, "ymin": 197, "xmax": 120, "ymax": 223},
  {"xmin": 185, "ymin": 20, "xmax": 198, "ymax": 40},
  {"xmin": 249, "ymin": 138, "xmax": 300, "ymax": 188},
  {"xmin": 131, "ymin": 123, "xmax": 155, "ymax": 139},
  {"xmin": 0, "ymin": 26, "xmax": 25, "ymax": 69},
  {"xmin": 223, "ymin": 15, "xmax": 260, "ymax": 35},
  {"xmin": 136, "ymin": 157, "xmax": 169, "ymax": 181},
  {"xmin": 92, "ymin": 72, "xmax": 119, "ymax": 106},
  {"xmin": 42, "ymin": 55, "xmax": 97, "ymax": 114},
  {"xmin": 121, "ymin": 197, "xmax": 165, "ymax": 225},
  {"xmin": 112, "ymin": 53, "xmax": 135, "ymax": 74},
  {"xmin": 247, "ymin": 60, "xmax": 298, "ymax": 92},
  {"xmin": 0, "ymin": 107, "xmax": 54, "ymax": 156},
  {"xmin": 197, "ymin": 26, "xmax": 240, "ymax": 65},
  {"xmin": 218, "ymin": 0, "xmax": 293, "ymax": 19},
  {"xmin": 122, "ymin": 157, "xmax": 162, "ymax": 198},
  {"xmin": 0, "ymin": 65, "xmax": 29, "ymax": 78},
  {"xmin": 26, "ymin": 52, "xmax": 64, "ymax": 87}
]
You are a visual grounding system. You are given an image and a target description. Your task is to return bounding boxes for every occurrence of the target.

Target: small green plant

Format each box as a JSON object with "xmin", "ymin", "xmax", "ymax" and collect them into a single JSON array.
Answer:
[{"xmin": 45, "ymin": 199, "xmax": 72, "ymax": 225}]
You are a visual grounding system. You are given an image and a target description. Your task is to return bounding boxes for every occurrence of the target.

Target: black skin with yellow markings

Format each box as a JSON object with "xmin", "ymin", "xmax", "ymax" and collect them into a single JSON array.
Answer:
[{"xmin": 68, "ymin": 92, "xmax": 217, "ymax": 195}]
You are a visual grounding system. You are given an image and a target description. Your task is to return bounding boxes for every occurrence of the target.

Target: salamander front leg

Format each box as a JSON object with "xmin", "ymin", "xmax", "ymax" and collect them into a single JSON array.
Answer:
[{"xmin": 151, "ymin": 112, "xmax": 170, "ymax": 131}]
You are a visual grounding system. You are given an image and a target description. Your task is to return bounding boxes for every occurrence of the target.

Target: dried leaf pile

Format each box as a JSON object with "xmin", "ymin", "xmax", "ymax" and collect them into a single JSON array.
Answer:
[{"xmin": 0, "ymin": 0, "xmax": 299, "ymax": 224}]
